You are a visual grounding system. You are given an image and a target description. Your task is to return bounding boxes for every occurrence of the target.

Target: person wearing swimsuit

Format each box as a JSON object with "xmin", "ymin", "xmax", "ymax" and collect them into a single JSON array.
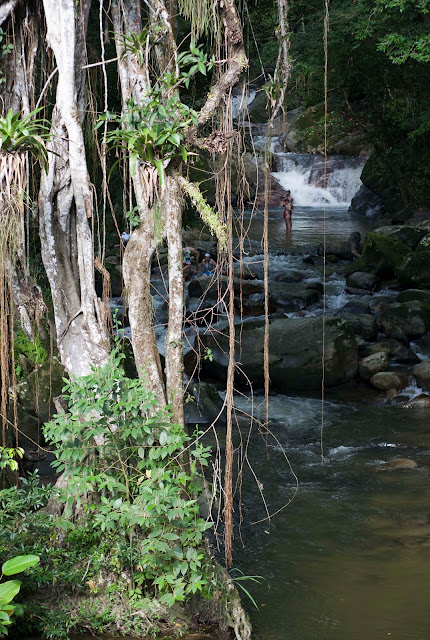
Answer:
[
  {"xmin": 200, "ymin": 253, "xmax": 217, "ymax": 276},
  {"xmin": 280, "ymin": 190, "xmax": 293, "ymax": 234},
  {"xmin": 182, "ymin": 246, "xmax": 200, "ymax": 278}
]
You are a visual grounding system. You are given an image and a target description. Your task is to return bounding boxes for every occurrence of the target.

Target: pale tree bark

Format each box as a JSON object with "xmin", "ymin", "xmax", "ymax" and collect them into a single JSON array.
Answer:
[
  {"xmin": 111, "ymin": 0, "xmax": 167, "ymax": 404},
  {"xmin": 0, "ymin": 0, "xmax": 19, "ymax": 26},
  {"xmin": 164, "ymin": 175, "xmax": 184, "ymax": 425},
  {"xmin": 38, "ymin": 0, "xmax": 110, "ymax": 376},
  {"xmin": 111, "ymin": 0, "xmax": 247, "ymax": 428}
]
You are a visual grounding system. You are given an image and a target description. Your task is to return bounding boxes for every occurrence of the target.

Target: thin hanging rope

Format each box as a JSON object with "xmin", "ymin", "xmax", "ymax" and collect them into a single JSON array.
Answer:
[
  {"xmin": 321, "ymin": 0, "xmax": 329, "ymax": 465},
  {"xmin": 99, "ymin": 0, "xmax": 109, "ymax": 264}
]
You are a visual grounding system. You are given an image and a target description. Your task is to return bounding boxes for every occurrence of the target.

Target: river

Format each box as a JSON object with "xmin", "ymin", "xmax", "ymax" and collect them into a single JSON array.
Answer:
[{"xmin": 225, "ymin": 199, "xmax": 430, "ymax": 639}]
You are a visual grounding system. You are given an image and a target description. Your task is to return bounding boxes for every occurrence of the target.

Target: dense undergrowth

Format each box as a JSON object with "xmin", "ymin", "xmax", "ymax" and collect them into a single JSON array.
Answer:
[{"xmin": 0, "ymin": 348, "xmax": 223, "ymax": 639}]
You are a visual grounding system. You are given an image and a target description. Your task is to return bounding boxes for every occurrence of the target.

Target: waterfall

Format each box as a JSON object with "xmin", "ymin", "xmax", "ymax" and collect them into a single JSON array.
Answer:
[
  {"xmin": 232, "ymin": 88, "xmax": 257, "ymax": 119},
  {"xmin": 272, "ymin": 152, "xmax": 365, "ymax": 207}
]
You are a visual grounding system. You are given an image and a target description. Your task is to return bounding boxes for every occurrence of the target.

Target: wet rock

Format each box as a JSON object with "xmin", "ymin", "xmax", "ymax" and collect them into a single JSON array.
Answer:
[
  {"xmin": 318, "ymin": 243, "xmax": 350, "ymax": 260},
  {"xmin": 182, "ymin": 228, "xmax": 213, "ymax": 244},
  {"xmin": 12, "ymin": 403, "xmax": 41, "ymax": 448},
  {"xmin": 375, "ymin": 458, "xmax": 418, "ymax": 472},
  {"xmin": 413, "ymin": 360, "xmax": 430, "ymax": 391},
  {"xmin": 367, "ymin": 297, "xmax": 391, "ymax": 316},
  {"xmin": 194, "ymin": 316, "xmax": 358, "ymax": 392},
  {"xmin": 16, "ymin": 357, "xmax": 66, "ymax": 424},
  {"xmin": 337, "ymin": 300, "xmax": 370, "ymax": 315},
  {"xmin": 414, "ymin": 335, "xmax": 430, "ymax": 358},
  {"xmin": 274, "ymin": 269, "xmax": 305, "ymax": 283},
  {"xmin": 346, "ymin": 271, "xmax": 381, "ymax": 292},
  {"xmin": 402, "ymin": 394, "xmax": 430, "ymax": 409},
  {"xmin": 336, "ymin": 313, "xmax": 377, "ymax": 340},
  {"xmin": 189, "ymin": 381, "xmax": 225, "ymax": 425},
  {"xmin": 346, "ymin": 232, "xmax": 412, "ymax": 278},
  {"xmin": 345, "ymin": 286, "xmax": 375, "ymax": 296},
  {"xmin": 370, "ymin": 371, "xmax": 408, "ymax": 391},
  {"xmin": 397, "ymin": 251, "xmax": 430, "ymax": 289},
  {"xmin": 269, "ymin": 284, "xmax": 321, "ymax": 313},
  {"xmin": 397, "ymin": 289, "xmax": 430, "ymax": 305},
  {"xmin": 362, "ymin": 339, "xmax": 420, "ymax": 364},
  {"xmin": 380, "ymin": 300, "xmax": 430, "ymax": 339},
  {"xmin": 359, "ymin": 352, "xmax": 389, "ymax": 380},
  {"xmin": 349, "ymin": 184, "xmax": 385, "ymax": 217},
  {"xmin": 373, "ymin": 225, "xmax": 427, "ymax": 250}
]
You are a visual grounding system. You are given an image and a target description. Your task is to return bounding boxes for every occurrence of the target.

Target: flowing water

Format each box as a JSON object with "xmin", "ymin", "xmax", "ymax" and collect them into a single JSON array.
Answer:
[
  {"xmin": 225, "ymin": 161, "xmax": 430, "ymax": 639},
  {"xmin": 230, "ymin": 391, "xmax": 430, "ymax": 640}
]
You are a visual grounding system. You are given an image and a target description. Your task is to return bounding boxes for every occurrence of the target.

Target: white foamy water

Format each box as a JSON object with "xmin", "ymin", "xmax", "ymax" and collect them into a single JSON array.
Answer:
[
  {"xmin": 232, "ymin": 88, "xmax": 257, "ymax": 118},
  {"xmin": 273, "ymin": 153, "xmax": 365, "ymax": 206}
]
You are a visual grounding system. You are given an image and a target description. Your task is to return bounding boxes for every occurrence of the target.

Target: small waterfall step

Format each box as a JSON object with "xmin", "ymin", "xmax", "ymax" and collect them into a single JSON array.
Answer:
[{"xmin": 272, "ymin": 152, "xmax": 365, "ymax": 207}]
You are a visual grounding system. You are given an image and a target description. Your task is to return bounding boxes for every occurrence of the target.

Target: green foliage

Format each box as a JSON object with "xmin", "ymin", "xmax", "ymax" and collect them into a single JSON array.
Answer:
[
  {"xmin": 0, "ymin": 27, "xmax": 13, "ymax": 87},
  {"xmin": 230, "ymin": 569, "xmax": 264, "ymax": 610},
  {"xmin": 0, "ymin": 554, "xmax": 39, "ymax": 636},
  {"xmin": 0, "ymin": 471, "xmax": 53, "ymax": 522},
  {"xmin": 0, "ymin": 109, "xmax": 51, "ymax": 168},
  {"xmin": 0, "ymin": 448, "xmax": 23, "ymax": 472},
  {"xmin": 97, "ymin": 41, "xmax": 213, "ymax": 188},
  {"xmin": 14, "ymin": 329, "xmax": 47, "ymax": 377},
  {"xmin": 43, "ymin": 347, "xmax": 213, "ymax": 607}
]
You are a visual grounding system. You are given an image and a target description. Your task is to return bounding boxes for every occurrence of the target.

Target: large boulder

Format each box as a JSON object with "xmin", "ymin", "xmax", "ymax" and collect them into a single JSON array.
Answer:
[
  {"xmin": 397, "ymin": 289, "xmax": 430, "ymax": 305},
  {"xmin": 349, "ymin": 184, "xmax": 385, "ymax": 217},
  {"xmin": 380, "ymin": 301, "xmax": 430, "ymax": 339},
  {"xmin": 397, "ymin": 251, "xmax": 430, "ymax": 289},
  {"xmin": 16, "ymin": 357, "xmax": 66, "ymax": 425},
  {"xmin": 370, "ymin": 371, "xmax": 408, "ymax": 391},
  {"xmin": 346, "ymin": 232, "xmax": 412, "ymax": 278},
  {"xmin": 413, "ymin": 360, "xmax": 430, "ymax": 391},
  {"xmin": 187, "ymin": 381, "xmax": 225, "ymax": 425},
  {"xmin": 373, "ymin": 225, "xmax": 427, "ymax": 250},
  {"xmin": 359, "ymin": 352, "xmax": 389, "ymax": 380},
  {"xmin": 196, "ymin": 316, "xmax": 358, "ymax": 392},
  {"xmin": 346, "ymin": 271, "xmax": 381, "ymax": 292},
  {"xmin": 336, "ymin": 313, "xmax": 377, "ymax": 340}
]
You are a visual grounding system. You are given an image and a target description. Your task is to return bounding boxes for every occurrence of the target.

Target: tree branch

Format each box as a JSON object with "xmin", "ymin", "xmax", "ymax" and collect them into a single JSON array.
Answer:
[
  {"xmin": 0, "ymin": 0, "xmax": 19, "ymax": 26},
  {"xmin": 191, "ymin": 0, "xmax": 247, "ymax": 136}
]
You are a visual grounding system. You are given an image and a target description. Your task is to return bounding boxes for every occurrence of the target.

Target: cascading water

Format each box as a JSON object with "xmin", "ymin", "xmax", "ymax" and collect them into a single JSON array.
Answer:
[
  {"xmin": 272, "ymin": 152, "xmax": 365, "ymax": 207},
  {"xmin": 231, "ymin": 88, "xmax": 257, "ymax": 118}
]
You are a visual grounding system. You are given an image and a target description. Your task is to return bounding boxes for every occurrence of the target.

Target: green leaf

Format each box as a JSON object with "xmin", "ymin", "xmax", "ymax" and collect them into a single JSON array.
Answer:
[
  {"xmin": 2, "ymin": 556, "xmax": 39, "ymax": 576},
  {"xmin": 0, "ymin": 581, "xmax": 21, "ymax": 605}
]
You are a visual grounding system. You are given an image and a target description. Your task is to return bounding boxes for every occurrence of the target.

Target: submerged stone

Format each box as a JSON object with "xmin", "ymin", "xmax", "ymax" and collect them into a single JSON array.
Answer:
[{"xmin": 375, "ymin": 458, "xmax": 418, "ymax": 472}]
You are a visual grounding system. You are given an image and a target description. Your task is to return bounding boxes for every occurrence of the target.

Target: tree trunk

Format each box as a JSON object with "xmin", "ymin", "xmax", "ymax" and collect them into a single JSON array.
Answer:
[
  {"xmin": 164, "ymin": 175, "xmax": 184, "ymax": 426},
  {"xmin": 39, "ymin": 0, "xmax": 110, "ymax": 376}
]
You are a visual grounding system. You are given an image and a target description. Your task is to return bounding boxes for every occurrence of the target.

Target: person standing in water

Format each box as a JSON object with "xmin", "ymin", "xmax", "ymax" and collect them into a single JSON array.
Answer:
[{"xmin": 280, "ymin": 190, "xmax": 293, "ymax": 233}]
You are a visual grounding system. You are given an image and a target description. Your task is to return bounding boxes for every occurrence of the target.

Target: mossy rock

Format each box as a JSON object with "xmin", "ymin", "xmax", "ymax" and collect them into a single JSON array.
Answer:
[
  {"xmin": 397, "ymin": 251, "xmax": 430, "ymax": 289},
  {"xmin": 373, "ymin": 225, "xmax": 427, "ymax": 250},
  {"xmin": 397, "ymin": 289, "xmax": 430, "ymax": 305},
  {"xmin": 346, "ymin": 232, "xmax": 412, "ymax": 278}
]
